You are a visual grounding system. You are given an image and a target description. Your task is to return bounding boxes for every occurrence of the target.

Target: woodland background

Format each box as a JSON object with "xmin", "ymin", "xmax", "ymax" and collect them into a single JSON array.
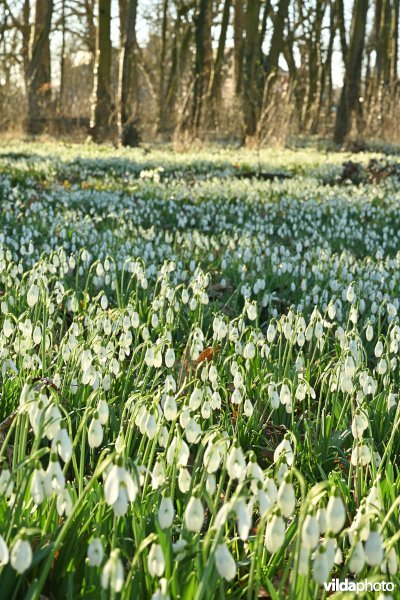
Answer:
[{"xmin": 0, "ymin": 0, "xmax": 399, "ymax": 147}]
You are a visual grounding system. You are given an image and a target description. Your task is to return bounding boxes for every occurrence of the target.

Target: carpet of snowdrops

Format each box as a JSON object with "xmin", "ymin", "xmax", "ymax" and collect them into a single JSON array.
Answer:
[{"xmin": 0, "ymin": 142, "xmax": 399, "ymax": 599}]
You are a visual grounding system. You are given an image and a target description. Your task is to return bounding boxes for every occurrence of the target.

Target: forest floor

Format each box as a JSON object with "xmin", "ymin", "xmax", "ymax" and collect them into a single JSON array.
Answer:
[{"xmin": 0, "ymin": 141, "xmax": 399, "ymax": 598}]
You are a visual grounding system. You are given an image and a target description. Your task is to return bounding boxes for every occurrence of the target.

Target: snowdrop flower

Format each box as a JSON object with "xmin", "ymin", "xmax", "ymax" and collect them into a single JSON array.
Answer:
[
  {"xmin": 215, "ymin": 543, "xmax": 236, "ymax": 581},
  {"xmin": 104, "ymin": 465, "xmax": 138, "ymax": 516},
  {"xmin": 351, "ymin": 443, "xmax": 371, "ymax": 466},
  {"xmin": 0, "ymin": 468, "xmax": 14, "ymax": 498},
  {"xmin": 349, "ymin": 540, "xmax": 365, "ymax": 573},
  {"xmin": 0, "ymin": 535, "xmax": 9, "ymax": 566},
  {"xmin": 265, "ymin": 513, "xmax": 285, "ymax": 554},
  {"xmin": 164, "ymin": 348, "xmax": 175, "ymax": 369},
  {"xmin": 277, "ymin": 477, "xmax": 295, "ymax": 518},
  {"xmin": 326, "ymin": 491, "xmax": 346, "ymax": 534},
  {"xmin": 27, "ymin": 284, "xmax": 39, "ymax": 307},
  {"xmin": 273, "ymin": 436, "xmax": 294, "ymax": 466},
  {"xmin": 158, "ymin": 497, "xmax": 175, "ymax": 529},
  {"xmin": 301, "ymin": 514, "xmax": 319, "ymax": 550},
  {"xmin": 57, "ymin": 488, "xmax": 73, "ymax": 517},
  {"xmin": 226, "ymin": 444, "xmax": 246, "ymax": 480},
  {"xmin": 45, "ymin": 455, "xmax": 65, "ymax": 493},
  {"xmin": 178, "ymin": 468, "xmax": 191, "ymax": 493},
  {"xmin": 148, "ymin": 544, "xmax": 166, "ymax": 578},
  {"xmin": 312, "ymin": 546, "xmax": 330, "ymax": 584},
  {"xmin": 364, "ymin": 527, "xmax": 383, "ymax": 566},
  {"xmin": 97, "ymin": 399, "xmax": 109, "ymax": 424},
  {"xmin": 101, "ymin": 549, "xmax": 124, "ymax": 592},
  {"xmin": 184, "ymin": 495, "xmax": 204, "ymax": 532},
  {"xmin": 87, "ymin": 537, "xmax": 104, "ymax": 567},
  {"xmin": 88, "ymin": 417, "xmax": 103, "ymax": 449},
  {"xmin": 11, "ymin": 538, "xmax": 32, "ymax": 574},
  {"xmin": 52, "ymin": 426, "xmax": 72, "ymax": 462}
]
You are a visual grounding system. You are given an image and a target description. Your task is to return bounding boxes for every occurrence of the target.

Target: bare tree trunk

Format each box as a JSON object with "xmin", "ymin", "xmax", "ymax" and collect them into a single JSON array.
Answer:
[
  {"xmin": 243, "ymin": 0, "xmax": 261, "ymax": 138},
  {"xmin": 334, "ymin": 0, "xmax": 368, "ymax": 144},
  {"xmin": 118, "ymin": 0, "xmax": 140, "ymax": 146},
  {"xmin": 191, "ymin": 0, "xmax": 213, "ymax": 135},
  {"xmin": 90, "ymin": 0, "xmax": 114, "ymax": 143},
  {"xmin": 157, "ymin": 0, "xmax": 169, "ymax": 131},
  {"xmin": 234, "ymin": 0, "xmax": 244, "ymax": 95},
  {"xmin": 26, "ymin": 0, "xmax": 53, "ymax": 135},
  {"xmin": 208, "ymin": 0, "xmax": 231, "ymax": 126}
]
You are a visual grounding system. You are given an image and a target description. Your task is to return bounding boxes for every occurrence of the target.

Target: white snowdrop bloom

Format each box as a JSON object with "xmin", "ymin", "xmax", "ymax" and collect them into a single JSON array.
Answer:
[
  {"xmin": 351, "ymin": 443, "xmax": 371, "ymax": 466},
  {"xmin": 265, "ymin": 514, "xmax": 285, "ymax": 554},
  {"xmin": 30, "ymin": 468, "xmax": 47, "ymax": 504},
  {"xmin": 145, "ymin": 412, "xmax": 158, "ymax": 439},
  {"xmin": 234, "ymin": 498, "xmax": 252, "ymax": 541},
  {"xmin": 204, "ymin": 443, "xmax": 222, "ymax": 474},
  {"xmin": 45, "ymin": 456, "xmax": 65, "ymax": 493},
  {"xmin": 267, "ymin": 323, "xmax": 276, "ymax": 343},
  {"xmin": 243, "ymin": 398, "xmax": 254, "ymax": 417},
  {"xmin": 365, "ymin": 528, "xmax": 383, "ymax": 566},
  {"xmin": 88, "ymin": 418, "xmax": 103, "ymax": 449},
  {"xmin": 52, "ymin": 427, "xmax": 72, "ymax": 462},
  {"xmin": 383, "ymin": 546, "xmax": 398, "ymax": 575},
  {"xmin": 312, "ymin": 547, "xmax": 330, "ymax": 584},
  {"xmin": 189, "ymin": 387, "xmax": 202, "ymax": 411},
  {"xmin": 178, "ymin": 467, "xmax": 191, "ymax": 493},
  {"xmin": 277, "ymin": 479, "xmax": 295, "ymax": 518},
  {"xmin": 44, "ymin": 404, "xmax": 62, "ymax": 440},
  {"xmin": 3, "ymin": 318, "xmax": 14, "ymax": 337},
  {"xmin": 104, "ymin": 465, "xmax": 138, "ymax": 515},
  {"xmin": 326, "ymin": 493, "xmax": 346, "ymax": 534},
  {"xmin": 243, "ymin": 342, "xmax": 255, "ymax": 359},
  {"xmin": 279, "ymin": 384, "xmax": 291, "ymax": 408},
  {"xmin": 215, "ymin": 543, "xmax": 236, "ymax": 581},
  {"xmin": 97, "ymin": 399, "xmax": 109, "ymax": 425},
  {"xmin": 301, "ymin": 514, "xmax": 319, "ymax": 550},
  {"xmin": 186, "ymin": 417, "xmax": 201, "ymax": 443},
  {"xmin": 226, "ymin": 444, "xmax": 246, "ymax": 480},
  {"xmin": 366, "ymin": 324, "xmax": 373, "ymax": 341},
  {"xmin": 57, "ymin": 488, "xmax": 73, "ymax": 517},
  {"xmin": 349, "ymin": 540, "xmax": 365, "ymax": 574},
  {"xmin": 165, "ymin": 348, "xmax": 175, "ymax": 368},
  {"xmin": 101, "ymin": 549, "xmax": 124, "ymax": 592},
  {"xmin": 0, "ymin": 535, "xmax": 9, "ymax": 566},
  {"xmin": 184, "ymin": 496, "xmax": 204, "ymax": 532},
  {"xmin": 375, "ymin": 339, "xmax": 384, "ymax": 358},
  {"xmin": 148, "ymin": 544, "xmax": 166, "ymax": 578},
  {"xmin": 298, "ymin": 545, "xmax": 310, "ymax": 576},
  {"xmin": 246, "ymin": 302, "xmax": 257, "ymax": 321},
  {"xmin": 273, "ymin": 437, "xmax": 293, "ymax": 466},
  {"xmin": 231, "ymin": 388, "xmax": 242, "ymax": 405},
  {"xmin": 27, "ymin": 284, "xmax": 39, "ymax": 307},
  {"xmin": 206, "ymin": 474, "xmax": 216, "ymax": 496},
  {"xmin": 87, "ymin": 538, "xmax": 104, "ymax": 567},
  {"xmin": 152, "ymin": 460, "xmax": 166, "ymax": 490},
  {"xmin": 163, "ymin": 395, "xmax": 177, "ymax": 421},
  {"xmin": 10, "ymin": 539, "xmax": 32, "ymax": 574},
  {"xmin": 158, "ymin": 425, "xmax": 169, "ymax": 448},
  {"xmin": 0, "ymin": 468, "xmax": 14, "ymax": 498},
  {"xmin": 264, "ymin": 475, "xmax": 278, "ymax": 503},
  {"xmin": 351, "ymin": 409, "xmax": 369, "ymax": 439},
  {"xmin": 166, "ymin": 437, "xmax": 189, "ymax": 467},
  {"xmin": 158, "ymin": 497, "xmax": 175, "ymax": 529}
]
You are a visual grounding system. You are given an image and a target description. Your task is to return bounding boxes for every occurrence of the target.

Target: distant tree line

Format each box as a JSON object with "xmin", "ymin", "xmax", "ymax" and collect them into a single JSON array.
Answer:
[{"xmin": 0, "ymin": 0, "xmax": 399, "ymax": 145}]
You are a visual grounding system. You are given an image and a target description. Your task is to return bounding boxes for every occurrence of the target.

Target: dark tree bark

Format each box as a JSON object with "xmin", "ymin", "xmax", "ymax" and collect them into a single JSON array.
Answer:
[
  {"xmin": 26, "ymin": 0, "xmax": 54, "ymax": 135},
  {"xmin": 157, "ymin": 0, "xmax": 169, "ymax": 131},
  {"xmin": 208, "ymin": 0, "xmax": 231, "ymax": 125},
  {"xmin": 90, "ymin": 0, "xmax": 114, "ymax": 143},
  {"xmin": 233, "ymin": 0, "xmax": 244, "ymax": 95},
  {"xmin": 334, "ymin": 0, "xmax": 369, "ymax": 144},
  {"xmin": 191, "ymin": 0, "xmax": 213, "ymax": 134},
  {"xmin": 118, "ymin": 0, "xmax": 140, "ymax": 146},
  {"xmin": 243, "ymin": 0, "xmax": 261, "ymax": 137}
]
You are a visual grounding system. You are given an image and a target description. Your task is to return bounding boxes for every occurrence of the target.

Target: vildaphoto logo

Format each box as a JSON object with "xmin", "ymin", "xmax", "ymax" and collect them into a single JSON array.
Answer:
[{"xmin": 323, "ymin": 578, "xmax": 395, "ymax": 593}]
